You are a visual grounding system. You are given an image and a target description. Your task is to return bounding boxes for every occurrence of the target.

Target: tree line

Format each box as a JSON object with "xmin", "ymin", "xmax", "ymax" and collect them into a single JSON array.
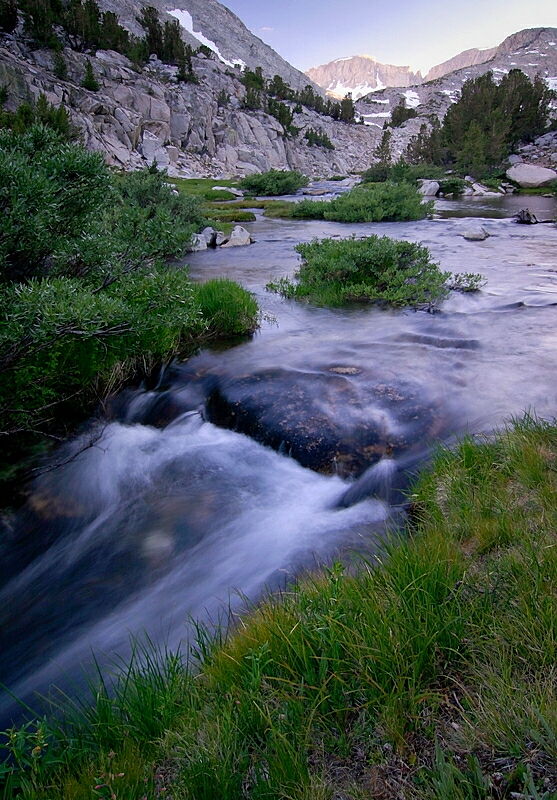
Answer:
[{"xmin": 403, "ymin": 71, "xmax": 554, "ymax": 175}]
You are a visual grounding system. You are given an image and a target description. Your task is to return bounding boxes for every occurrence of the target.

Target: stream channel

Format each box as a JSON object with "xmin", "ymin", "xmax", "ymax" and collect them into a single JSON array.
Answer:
[{"xmin": 1, "ymin": 190, "xmax": 556, "ymax": 725}]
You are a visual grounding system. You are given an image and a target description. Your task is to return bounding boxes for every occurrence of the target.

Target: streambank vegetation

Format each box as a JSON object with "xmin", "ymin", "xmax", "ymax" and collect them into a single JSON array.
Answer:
[
  {"xmin": 267, "ymin": 235, "xmax": 484, "ymax": 307},
  {"xmin": 0, "ymin": 122, "xmax": 258, "ymax": 500},
  {"xmin": 2, "ymin": 416, "xmax": 556, "ymax": 799}
]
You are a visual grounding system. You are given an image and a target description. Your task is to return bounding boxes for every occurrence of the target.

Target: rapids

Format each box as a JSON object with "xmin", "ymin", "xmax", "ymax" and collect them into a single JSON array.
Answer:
[{"xmin": 1, "ymin": 191, "xmax": 556, "ymax": 724}]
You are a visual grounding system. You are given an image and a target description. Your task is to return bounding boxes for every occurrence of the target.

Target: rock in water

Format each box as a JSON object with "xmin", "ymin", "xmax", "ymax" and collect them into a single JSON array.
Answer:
[
  {"xmin": 189, "ymin": 233, "xmax": 208, "ymax": 251},
  {"xmin": 506, "ymin": 164, "xmax": 557, "ymax": 188},
  {"xmin": 221, "ymin": 225, "xmax": 252, "ymax": 247},
  {"xmin": 204, "ymin": 366, "xmax": 446, "ymax": 477},
  {"xmin": 461, "ymin": 225, "xmax": 490, "ymax": 241},
  {"xmin": 514, "ymin": 208, "xmax": 539, "ymax": 224}
]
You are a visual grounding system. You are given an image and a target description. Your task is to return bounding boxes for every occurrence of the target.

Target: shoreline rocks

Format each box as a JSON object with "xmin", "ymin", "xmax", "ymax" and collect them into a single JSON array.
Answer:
[{"xmin": 506, "ymin": 163, "xmax": 557, "ymax": 188}]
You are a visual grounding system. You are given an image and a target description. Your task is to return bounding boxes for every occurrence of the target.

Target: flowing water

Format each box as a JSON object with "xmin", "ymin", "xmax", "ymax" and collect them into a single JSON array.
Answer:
[{"xmin": 1, "ymin": 192, "xmax": 556, "ymax": 724}]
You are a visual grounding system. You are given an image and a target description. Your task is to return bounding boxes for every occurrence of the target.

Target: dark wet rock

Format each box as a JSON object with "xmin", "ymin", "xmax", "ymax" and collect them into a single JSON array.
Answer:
[
  {"xmin": 513, "ymin": 208, "xmax": 555, "ymax": 224},
  {"xmin": 205, "ymin": 367, "xmax": 447, "ymax": 477}
]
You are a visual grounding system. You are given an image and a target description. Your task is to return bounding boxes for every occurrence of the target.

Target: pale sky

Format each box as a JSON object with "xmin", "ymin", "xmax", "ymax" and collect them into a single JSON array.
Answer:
[{"xmin": 221, "ymin": 0, "xmax": 556, "ymax": 74}]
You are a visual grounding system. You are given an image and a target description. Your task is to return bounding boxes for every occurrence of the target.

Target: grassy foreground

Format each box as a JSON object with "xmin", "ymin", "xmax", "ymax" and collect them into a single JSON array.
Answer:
[{"xmin": 2, "ymin": 417, "xmax": 557, "ymax": 798}]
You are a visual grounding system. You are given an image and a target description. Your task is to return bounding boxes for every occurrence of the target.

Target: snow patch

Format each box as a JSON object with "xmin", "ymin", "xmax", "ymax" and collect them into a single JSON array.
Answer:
[
  {"xmin": 402, "ymin": 90, "xmax": 420, "ymax": 108},
  {"xmin": 168, "ymin": 9, "xmax": 245, "ymax": 69},
  {"xmin": 545, "ymin": 77, "xmax": 557, "ymax": 90},
  {"xmin": 328, "ymin": 80, "xmax": 382, "ymax": 100}
]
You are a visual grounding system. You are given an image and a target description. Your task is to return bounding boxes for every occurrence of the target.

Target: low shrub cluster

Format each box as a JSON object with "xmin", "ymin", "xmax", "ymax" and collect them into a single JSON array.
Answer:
[
  {"xmin": 0, "ymin": 92, "xmax": 73, "ymax": 139},
  {"xmin": 267, "ymin": 234, "xmax": 451, "ymax": 307},
  {"xmin": 362, "ymin": 160, "xmax": 447, "ymax": 185},
  {"xmin": 283, "ymin": 182, "xmax": 433, "ymax": 223},
  {"xmin": 3, "ymin": 417, "xmax": 556, "ymax": 799},
  {"xmin": 304, "ymin": 127, "xmax": 334, "ymax": 149},
  {"xmin": 239, "ymin": 169, "xmax": 309, "ymax": 196}
]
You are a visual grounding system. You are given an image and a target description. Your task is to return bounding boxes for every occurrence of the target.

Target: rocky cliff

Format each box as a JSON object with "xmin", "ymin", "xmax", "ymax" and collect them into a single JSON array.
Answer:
[
  {"xmin": 95, "ymin": 0, "xmax": 318, "ymax": 91},
  {"xmin": 424, "ymin": 46, "xmax": 498, "ymax": 82},
  {"xmin": 306, "ymin": 55, "xmax": 422, "ymax": 100},
  {"xmin": 0, "ymin": 30, "xmax": 377, "ymax": 177},
  {"xmin": 356, "ymin": 27, "xmax": 557, "ymax": 160}
]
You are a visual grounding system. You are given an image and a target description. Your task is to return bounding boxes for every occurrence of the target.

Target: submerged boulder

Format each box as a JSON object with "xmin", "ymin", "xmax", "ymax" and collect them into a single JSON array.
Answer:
[{"xmin": 204, "ymin": 366, "xmax": 446, "ymax": 477}]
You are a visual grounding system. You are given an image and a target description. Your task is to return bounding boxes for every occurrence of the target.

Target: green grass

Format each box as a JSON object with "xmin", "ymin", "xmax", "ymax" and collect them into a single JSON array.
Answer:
[
  {"xmin": 3, "ymin": 417, "xmax": 557, "ymax": 798},
  {"xmin": 205, "ymin": 209, "xmax": 256, "ymax": 223},
  {"xmin": 516, "ymin": 184, "xmax": 557, "ymax": 196},
  {"xmin": 170, "ymin": 177, "xmax": 241, "ymax": 202},
  {"xmin": 194, "ymin": 278, "xmax": 259, "ymax": 338}
]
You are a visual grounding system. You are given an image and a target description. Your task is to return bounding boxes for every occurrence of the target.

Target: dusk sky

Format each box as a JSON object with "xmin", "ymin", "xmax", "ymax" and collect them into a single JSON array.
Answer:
[{"xmin": 221, "ymin": 0, "xmax": 556, "ymax": 73}]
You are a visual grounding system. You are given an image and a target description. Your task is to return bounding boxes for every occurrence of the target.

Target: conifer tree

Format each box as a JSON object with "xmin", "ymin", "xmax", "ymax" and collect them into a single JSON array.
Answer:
[
  {"xmin": 373, "ymin": 128, "xmax": 392, "ymax": 165},
  {"xmin": 53, "ymin": 50, "xmax": 68, "ymax": 80},
  {"xmin": 340, "ymin": 92, "xmax": 355, "ymax": 123},
  {"xmin": 81, "ymin": 59, "xmax": 99, "ymax": 91}
]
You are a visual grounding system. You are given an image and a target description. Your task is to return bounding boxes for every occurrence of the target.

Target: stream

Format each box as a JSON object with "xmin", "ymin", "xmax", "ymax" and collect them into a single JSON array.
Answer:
[{"xmin": 1, "ymin": 191, "xmax": 556, "ymax": 725}]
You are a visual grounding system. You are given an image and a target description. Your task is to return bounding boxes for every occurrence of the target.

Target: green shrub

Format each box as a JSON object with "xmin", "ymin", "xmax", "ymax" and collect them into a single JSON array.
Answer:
[
  {"xmin": 239, "ymin": 169, "xmax": 309, "ymax": 196},
  {"xmin": 267, "ymin": 235, "xmax": 450, "ymax": 307},
  {"xmin": 194, "ymin": 278, "xmax": 259, "ymax": 338},
  {"xmin": 361, "ymin": 162, "xmax": 392, "ymax": 183},
  {"xmin": 0, "ymin": 93, "xmax": 73, "ymax": 138},
  {"xmin": 0, "ymin": 126, "xmax": 259, "ymax": 466},
  {"xmin": 0, "ymin": 269, "xmax": 202, "ymax": 432},
  {"xmin": 362, "ymin": 161, "xmax": 446, "ymax": 184},
  {"xmin": 289, "ymin": 182, "xmax": 433, "ymax": 223},
  {"xmin": 0, "ymin": 125, "xmax": 110, "ymax": 281},
  {"xmin": 81, "ymin": 59, "xmax": 99, "ymax": 91},
  {"xmin": 439, "ymin": 177, "xmax": 466, "ymax": 196},
  {"xmin": 290, "ymin": 199, "xmax": 327, "ymax": 219}
]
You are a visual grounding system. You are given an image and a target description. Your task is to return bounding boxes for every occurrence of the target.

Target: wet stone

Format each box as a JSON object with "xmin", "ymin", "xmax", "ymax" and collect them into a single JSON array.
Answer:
[{"xmin": 204, "ymin": 366, "xmax": 446, "ymax": 477}]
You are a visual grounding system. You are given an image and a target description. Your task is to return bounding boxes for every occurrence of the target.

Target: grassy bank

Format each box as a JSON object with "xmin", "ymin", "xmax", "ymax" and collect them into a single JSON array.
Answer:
[{"xmin": 2, "ymin": 416, "xmax": 557, "ymax": 798}]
